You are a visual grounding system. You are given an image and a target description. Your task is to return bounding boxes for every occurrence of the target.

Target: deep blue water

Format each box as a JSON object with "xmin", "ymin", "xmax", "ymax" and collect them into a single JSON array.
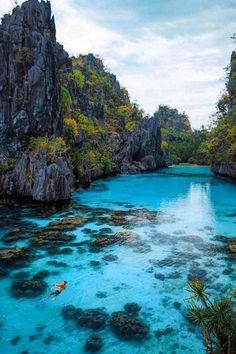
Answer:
[{"xmin": 0, "ymin": 165, "xmax": 235, "ymax": 354}]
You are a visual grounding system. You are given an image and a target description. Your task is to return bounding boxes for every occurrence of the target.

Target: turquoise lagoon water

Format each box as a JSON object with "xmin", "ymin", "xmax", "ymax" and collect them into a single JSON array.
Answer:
[{"xmin": 0, "ymin": 165, "xmax": 236, "ymax": 354}]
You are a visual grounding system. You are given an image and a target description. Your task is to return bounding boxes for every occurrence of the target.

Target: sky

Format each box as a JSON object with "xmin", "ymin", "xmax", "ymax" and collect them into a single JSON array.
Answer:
[{"xmin": 1, "ymin": 0, "xmax": 236, "ymax": 128}]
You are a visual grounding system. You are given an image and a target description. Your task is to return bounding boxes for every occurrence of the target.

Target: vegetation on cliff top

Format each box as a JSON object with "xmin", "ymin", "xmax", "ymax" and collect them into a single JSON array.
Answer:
[
  {"xmin": 58, "ymin": 54, "xmax": 147, "ymax": 181},
  {"xmin": 29, "ymin": 137, "xmax": 68, "ymax": 163}
]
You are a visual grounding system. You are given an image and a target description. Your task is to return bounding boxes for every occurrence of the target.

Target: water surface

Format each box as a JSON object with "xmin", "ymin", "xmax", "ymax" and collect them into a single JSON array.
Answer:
[{"xmin": 0, "ymin": 165, "xmax": 235, "ymax": 354}]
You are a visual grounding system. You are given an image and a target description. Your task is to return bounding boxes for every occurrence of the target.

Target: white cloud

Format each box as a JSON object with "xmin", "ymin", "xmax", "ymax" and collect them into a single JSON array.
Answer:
[{"xmin": 0, "ymin": 0, "xmax": 235, "ymax": 129}]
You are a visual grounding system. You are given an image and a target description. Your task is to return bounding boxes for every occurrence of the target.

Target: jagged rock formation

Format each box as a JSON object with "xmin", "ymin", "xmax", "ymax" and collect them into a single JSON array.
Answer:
[
  {"xmin": 119, "ymin": 116, "xmax": 163, "ymax": 173},
  {"xmin": 0, "ymin": 0, "xmax": 164, "ymax": 201},
  {"xmin": 0, "ymin": 0, "xmax": 71, "ymax": 157},
  {"xmin": 2, "ymin": 152, "xmax": 74, "ymax": 201},
  {"xmin": 154, "ymin": 105, "xmax": 192, "ymax": 132}
]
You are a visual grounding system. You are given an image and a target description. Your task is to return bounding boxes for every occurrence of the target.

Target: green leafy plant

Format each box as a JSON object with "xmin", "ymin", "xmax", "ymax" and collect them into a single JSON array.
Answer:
[
  {"xmin": 29, "ymin": 137, "xmax": 68, "ymax": 163},
  {"xmin": 68, "ymin": 70, "xmax": 85, "ymax": 88},
  {"xmin": 64, "ymin": 117, "xmax": 79, "ymax": 143},
  {"xmin": 77, "ymin": 114, "xmax": 102, "ymax": 136},
  {"xmin": 187, "ymin": 280, "xmax": 236, "ymax": 354},
  {"xmin": 60, "ymin": 85, "xmax": 72, "ymax": 108}
]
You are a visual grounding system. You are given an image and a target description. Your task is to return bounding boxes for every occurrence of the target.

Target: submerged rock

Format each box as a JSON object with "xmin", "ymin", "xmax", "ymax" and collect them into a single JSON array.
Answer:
[
  {"xmin": 173, "ymin": 302, "xmax": 182, "ymax": 310},
  {"xmin": 85, "ymin": 334, "xmax": 103, "ymax": 352},
  {"xmin": 46, "ymin": 260, "xmax": 68, "ymax": 268},
  {"xmin": 155, "ymin": 326, "xmax": 174, "ymax": 338},
  {"xmin": 29, "ymin": 334, "xmax": 39, "ymax": 342},
  {"xmin": 109, "ymin": 209, "xmax": 164, "ymax": 227},
  {"xmin": 90, "ymin": 260, "xmax": 101, "ymax": 267},
  {"xmin": 11, "ymin": 271, "xmax": 48, "ymax": 298},
  {"xmin": 0, "ymin": 247, "xmax": 30, "ymax": 268},
  {"xmin": 10, "ymin": 336, "xmax": 21, "ymax": 345},
  {"xmin": 187, "ymin": 266, "xmax": 207, "ymax": 281},
  {"xmin": 110, "ymin": 211, "xmax": 127, "ymax": 225},
  {"xmin": 133, "ymin": 243, "xmax": 151, "ymax": 254},
  {"xmin": 90, "ymin": 231, "xmax": 140, "ymax": 251},
  {"xmin": 3, "ymin": 227, "xmax": 31, "ymax": 244},
  {"xmin": 154, "ymin": 273, "xmax": 165, "ymax": 281},
  {"xmin": 124, "ymin": 303, "xmax": 141, "ymax": 315},
  {"xmin": 102, "ymin": 254, "xmax": 118, "ymax": 262},
  {"xmin": 129, "ymin": 209, "xmax": 161, "ymax": 225},
  {"xmin": 90, "ymin": 236, "xmax": 116, "ymax": 251},
  {"xmin": 32, "ymin": 229, "xmax": 75, "ymax": 252},
  {"xmin": 44, "ymin": 334, "xmax": 55, "ymax": 345},
  {"xmin": 110, "ymin": 311, "xmax": 149, "ymax": 340},
  {"xmin": 0, "ymin": 268, "xmax": 9, "ymax": 278},
  {"xmin": 229, "ymin": 241, "xmax": 236, "ymax": 254},
  {"xmin": 62, "ymin": 306, "xmax": 109, "ymax": 329},
  {"xmin": 62, "ymin": 305, "xmax": 82, "ymax": 321},
  {"xmin": 47, "ymin": 217, "xmax": 87, "ymax": 231},
  {"xmin": 96, "ymin": 292, "xmax": 108, "ymax": 299},
  {"xmin": 114, "ymin": 231, "xmax": 140, "ymax": 246}
]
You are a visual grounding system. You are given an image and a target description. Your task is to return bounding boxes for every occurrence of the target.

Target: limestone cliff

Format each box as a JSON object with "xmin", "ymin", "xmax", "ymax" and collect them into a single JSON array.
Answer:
[
  {"xmin": 154, "ymin": 105, "xmax": 192, "ymax": 133},
  {"xmin": 2, "ymin": 153, "xmax": 74, "ymax": 201},
  {"xmin": 0, "ymin": 0, "xmax": 164, "ymax": 201},
  {"xmin": 0, "ymin": 0, "xmax": 71, "ymax": 156}
]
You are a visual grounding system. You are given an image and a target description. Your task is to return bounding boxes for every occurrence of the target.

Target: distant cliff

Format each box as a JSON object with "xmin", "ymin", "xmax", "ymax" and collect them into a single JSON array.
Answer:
[
  {"xmin": 0, "ymin": 0, "xmax": 164, "ymax": 202},
  {"xmin": 154, "ymin": 105, "xmax": 192, "ymax": 132},
  {"xmin": 153, "ymin": 105, "xmax": 208, "ymax": 165}
]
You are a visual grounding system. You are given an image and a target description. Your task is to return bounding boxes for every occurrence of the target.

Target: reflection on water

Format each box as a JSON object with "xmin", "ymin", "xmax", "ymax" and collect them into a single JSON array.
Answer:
[{"xmin": 0, "ymin": 165, "xmax": 235, "ymax": 354}]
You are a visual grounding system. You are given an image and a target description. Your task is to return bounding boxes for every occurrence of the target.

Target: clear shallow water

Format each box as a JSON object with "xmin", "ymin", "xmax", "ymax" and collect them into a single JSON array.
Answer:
[{"xmin": 0, "ymin": 165, "xmax": 235, "ymax": 354}]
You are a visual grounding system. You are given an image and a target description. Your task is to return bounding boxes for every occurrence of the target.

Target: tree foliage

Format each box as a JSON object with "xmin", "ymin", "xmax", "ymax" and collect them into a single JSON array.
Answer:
[
  {"xmin": 60, "ymin": 85, "xmax": 72, "ymax": 108},
  {"xmin": 64, "ymin": 117, "xmax": 79, "ymax": 143},
  {"xmin": 161, "ymin": 127, "xmax": 209, "ymax": 164},
  {"xmin": 207, "ymin": 48, "xmax": 236, "ymax": 168},
  {"xmin": 187, "ymin": 280, "xmax": 236, "ymax": 354}
]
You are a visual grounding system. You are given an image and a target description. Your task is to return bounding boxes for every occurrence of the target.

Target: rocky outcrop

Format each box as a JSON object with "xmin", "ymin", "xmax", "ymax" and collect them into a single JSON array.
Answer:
[
  {"xmin": 119, "ymin": 116, "xmax": 164, "ymax": 173},
  {"xmin": 212, "ymin": 162, "xmax": 236, "ymax": 181},
  {"xmin": 2, "ymin": 152, "xmax": 74, "ymax": 201},
  {"xmin": 0, "ymin": 0, "xmax": 71, "ymax": 156}
]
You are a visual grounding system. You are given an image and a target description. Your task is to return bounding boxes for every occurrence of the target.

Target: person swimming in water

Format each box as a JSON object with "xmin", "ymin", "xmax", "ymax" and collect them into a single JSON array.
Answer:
[{"xmin": 49, "ymin": 281, "xmax": 67, "ymax": 298}]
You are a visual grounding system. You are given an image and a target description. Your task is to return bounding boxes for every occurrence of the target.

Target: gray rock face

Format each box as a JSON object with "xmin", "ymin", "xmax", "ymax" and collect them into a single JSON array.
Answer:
[
  {"xmin": 2, "ymin": 153, "xmax": 74, "ymax": 201},
  {"xmin": 119, "ymin": 116, "xmax": 164, "ymax": 173},
  {"xmin": 212, "ymin": 162, "xmax": 236, "ymax": 181},
  {"xmin": 0, "ymin": 0, "xmax": 74, "ymax": 201},
  {"xmin": 0, "ymin": 0, "xmax": 71, "ymax": 155}
]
